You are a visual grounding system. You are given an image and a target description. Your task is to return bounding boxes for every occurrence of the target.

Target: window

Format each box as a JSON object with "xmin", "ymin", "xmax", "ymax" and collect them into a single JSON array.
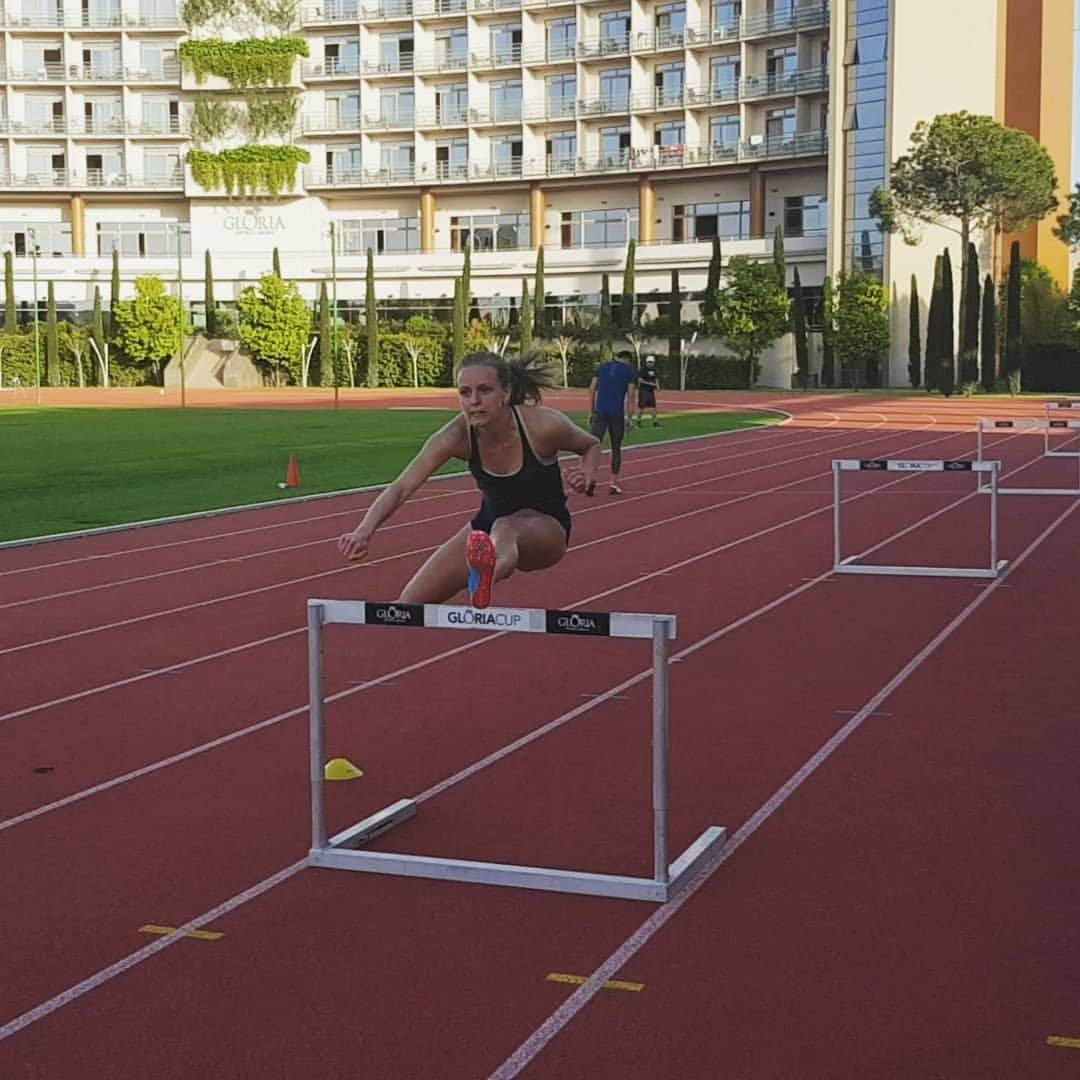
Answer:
[
  {"xmin": 546, "ymin": 130, "xmax": 576, "ymax": 171},
  {"xmin": 766, "ymin": 46, "xmax": 796, "ymax": 78},
  {"xmin": 600, "ymin": 67, "xmax": 630, "ymax": 109},
  {"xmin": 546, "ymin": 73, "xmax": 576, "ymax": 118},
  {"xmin": 326, "ymin": 91, "xmax": 361, "ymax": 126},
  {"xmin": 489, "ymin": 134, "xmax": 522, "ymax": 174},
  {"xmin": 326, "ymin": 144, "xmax": 362, "ymax": 179},
  {"xmin": 599, "ymin": 10, "xmax": 629, "ymax": 49},
  {"xmin": 139, "ymin": 95, "xmax": 177, "ymax": 133},
  {"xmin": 654, "ymin": 62, "xmax": 684, "ymax": 106},
  {"xmin": 560, "ymin": 208, "xmax": 638, "ymax": 248},
  {"xmin": 85, "ymin": 146, "xmax": 124, "ymax": 184},
  {"xmin": 436, "ymin": 84, "xmax": 467, "ymax": 124},
  {"xmin": 489, "ymin": 80, "xmax": 521, "ymax": 122},
  {"xmin": 435, "ymin": 28, "xmax": 467, "ymax": 67},
  {"xmin": 450, "ymin": 212, "xmax": 529, "ymax": 252},
  {"xmin": 547, "ymin": 17, "xmax": 576, "ymax": 60},
  {"xmin": 1, "ymin": 222, "xmax": 71, "ymax": 257},
  {"xmin": 351, "ymin": 216, "xmax": 419, "ymax": 254},
  {"xmin": 653, "ymin": 119, "xmax": 685, "ymax": 146},
  {"xmin": 96, "ymin": 221, "xmax": 189, "ymax": 257},
  {"xmin": 765, "ymin": 107, "xmax": 795, "ymax": 142},
  {"xmin": 709, "ymin": 113, "xmax": 739, "ymax": 150},
  {"xmin": 655, "ymin": 2, "xmax": 685, "ymax": 47},
  {"xmin": 490, "ymin": 23, "xmax": 521, "ymax": 64},
  {"xmin": 143, "ymin": 147, "xmax": 180, "ymax": 180},
  {"xmin": 378, "ymin": 33, "xmax": 413, "ymax": 71},
  {"xmin": 379, "ymin": 141, "xmax": 414, "ymax": 179},
  {"xmin": 671, "ymin": 201, "xmax": 749, "ymax": 241},
  {"xmin": 710, "ymin": 54, "xmax": 740, "ymax": 94},
  {"xmin": 379, "ymin": 88, "xmax": 414, "ymax": 125},
  {"xmin": 435, "ymin": 137, "xmax": 468, "ymax": 178},
  {"xmin": 600, "ymin": 125, "xmax": 630, "ymax": 164},
  {"xmin": 783, "ymin": 194, "xmax": 827, "ymax": 237},
  {"xmin": 711, "ymin": 0, "xmax": 740, "ymax": 33}
]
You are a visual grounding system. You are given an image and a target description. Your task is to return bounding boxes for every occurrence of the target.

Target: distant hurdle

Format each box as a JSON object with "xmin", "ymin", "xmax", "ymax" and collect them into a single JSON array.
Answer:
[
  {"xmin": 1045, "ymin": 402, "xmax": 1080, "ymax": 458},
  {"xmin": 832, "ymin": 458, "xmax": 1008, "ymax": 579},
  {"xmin": 305, "ymin": 599, "xmax": 728, "ymax": 903},
  {"xmin": 976, "ymin": 417, "xmax": 1080, "ymax": 495}
]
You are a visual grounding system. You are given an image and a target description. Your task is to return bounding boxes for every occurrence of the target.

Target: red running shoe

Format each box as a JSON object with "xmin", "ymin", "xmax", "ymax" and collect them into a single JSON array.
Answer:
[{"xmin": 466, "ymin": 529, "xmax": 497, "ymax": 608}]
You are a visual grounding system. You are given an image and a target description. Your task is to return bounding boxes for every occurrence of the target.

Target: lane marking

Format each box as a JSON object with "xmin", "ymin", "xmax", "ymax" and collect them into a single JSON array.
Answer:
[
  {"xmin": 1047, "ymin": 1036, "xmax": 1080, "ymax": 1049},
  {"xmin": 545, "ymin": 973, "xmax": 643, "ymax": 993},
  {"xmin": 138, "ymin": 924, "xmax": 224, "ymax": 942}
]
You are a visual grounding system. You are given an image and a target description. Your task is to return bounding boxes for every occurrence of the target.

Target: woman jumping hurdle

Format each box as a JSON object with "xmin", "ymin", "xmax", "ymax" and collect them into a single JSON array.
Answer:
[{"xmin": 338, "ymin": 351, "xmax": 602, "ymax": 609}]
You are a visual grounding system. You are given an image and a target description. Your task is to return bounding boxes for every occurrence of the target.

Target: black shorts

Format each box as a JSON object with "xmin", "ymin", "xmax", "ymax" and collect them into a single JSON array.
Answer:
[
  {"xmin": 637, "ymin": 388, "xmax": 657, "ymax": 409},
  {"xmin": 471, "ymin": 503, "xmax": 572, "ymax": 543},
  {"xmin": 591, "ymin": 412, "xmax": 626, "ymax": 443}
]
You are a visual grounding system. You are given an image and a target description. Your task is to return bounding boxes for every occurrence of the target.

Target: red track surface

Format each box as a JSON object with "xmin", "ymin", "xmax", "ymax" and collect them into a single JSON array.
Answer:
[{"xmin": 2, "ymin": 391, "xmax": 1079, "ymax": 1079}]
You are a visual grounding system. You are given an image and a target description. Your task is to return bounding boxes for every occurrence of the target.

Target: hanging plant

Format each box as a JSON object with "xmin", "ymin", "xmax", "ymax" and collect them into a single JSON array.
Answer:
[
  {"xmin": 190, "ymin": 97, "xmax": 240, "ymax": 144},
  {"xmin": 180, "ymin": 0, "xmax": 241, "ymax": 26},
  {"xmin": 187, "ymin": 145, "xmax": 310, "ymax": 197},
  {"xmin": 179, "ymin": 37, "xmax": 308, "ymax": 87},
  {"xmin": 243, "ymin": 91, "xmax": 300, "ymax": 140}
]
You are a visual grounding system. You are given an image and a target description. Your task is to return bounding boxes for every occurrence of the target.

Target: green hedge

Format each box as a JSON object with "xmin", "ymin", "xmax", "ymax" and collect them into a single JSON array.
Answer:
[
  {"xmin": 1022, "ymin": 342, "xmax": 1080, "ymax": 392},
  {"xmin": 178, "ymin": 37, "xmax": 309, "ymax": 87}
]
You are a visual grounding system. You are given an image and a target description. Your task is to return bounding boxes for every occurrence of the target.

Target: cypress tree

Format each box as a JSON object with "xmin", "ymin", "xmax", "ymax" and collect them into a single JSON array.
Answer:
[
  {"xmin": 365, "ymin": 248, "xmax": 378, "ymax": 387},
  {"xmin": 907, "ymin": 274, "xmax": 921, "ymax": 389},
  {"xmin": 925, "ymin": 255, "xmax": 943, "ymax": 392},
  {"xmin": 110, "ymin": 248, "xmax": 120, "ymax": 333},
  {"xmin": 599, "ymin": 272, "xmax": 612, "ymax": 328},
  {"xmin": 91, "ymin": 287, "xmax": 105, "ymax": 385},
  {"xmin": 702, "ymin": 235, "xmax": 722, "ymax": 319},
  {"xmin": 45, "ymin": 280, "xmax": 59, "ymax": 386},
  {"xmin": 940, "ymin": 248, "xmax": 955, "ymax": 397},
  {"xmin": 272, "ymin": 246, "xmax": 281, "ymax": 278},
  {"xmin": 519, "ymin": 277, "xmax": 533, "ymax": 353},
  {"xmin": 4, "ymin": 250, "xmax": 16, "ymax": 333},
  {"xmin": 821, "ymin": 276, "xmax": 835, "ymax": 387},
  {"xmin": 960, "ymin": 242, "xmax": 980, "ymax": 384},
  {"xmin": 980, "ymin": 274, "xmax": 997, "ymax": 392},
  {"xmin": 507, "ymin": 294, "xmax": 518, "ymax": 328},
  {"xmin": 669, "ymin": 269, "xmax": 682, "ymax": 384},
  {"xmin": 462, "ymin": 242, "xmax": 472, "ymax": 310},
  {"xmin": 1004, "ymin": 240, "xmax": 1022, "ymax": 377},
  {"xmin": 452, "ymin": 276, "xmax": 465, "ymax": 362},
  {"xmin": 204, "ymin": 249, "xmax": 217, "ymax": 337},
  {"xmin": 1068, "ymin": 266, "xmax": 1080, "ymax": 328},
  {"xmin": 773, "ymin": 224, "xmax": 785, "ymax": 287},
  {"xmin": 619, "ymin": 238, "xmax": 636, "ymax": 330},
  {"xmin": 533, "ymin": 246, "xmax": 545, "ymax": 338},
  {"xmin": 469, "ymin": 294, "xmax": 481, "ymax": 324},
  {"xmin": 792, "ymin": 266, "xmax": 808, "ymax": 390},
  {"xmin": 318, "ymin": 279, "xmax": 332, "ymax": 386}
]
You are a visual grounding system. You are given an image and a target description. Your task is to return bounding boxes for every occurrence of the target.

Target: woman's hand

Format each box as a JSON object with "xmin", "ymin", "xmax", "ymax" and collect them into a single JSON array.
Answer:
[
  {"xmin": 338, "ymin": 529, "xmax": 371, "ymax": 562},
  {"xmin": 564, "ymin": 465, "xmax": 590, "ymax": 494}
]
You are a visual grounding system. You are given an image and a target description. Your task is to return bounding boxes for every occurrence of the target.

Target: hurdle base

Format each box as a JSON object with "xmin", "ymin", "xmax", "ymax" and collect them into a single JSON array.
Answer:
[
  {"xmin": 834, "ymin": 556, "xmax": 1008, "ymax": 579},
  {"xmin": 979, "ymin": 484, "xmax": 1080, "ymax": 496},
  {"xmin": 310, "ymin": 800, "xmax": 727, "ymax": 902}
]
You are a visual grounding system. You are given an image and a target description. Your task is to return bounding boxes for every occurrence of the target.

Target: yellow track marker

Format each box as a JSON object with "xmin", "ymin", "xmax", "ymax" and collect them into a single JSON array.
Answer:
[
  {"xmin": 138, "ymin": 924, "xmax": 224, "ymax": 942},
  {"xmin": 1047, "ymin": 1036, "xmax": 1080, "ymax": 1050},
  {"xmin": 545, "ymin": 973, "xmax": 644, "ymax": 993}
]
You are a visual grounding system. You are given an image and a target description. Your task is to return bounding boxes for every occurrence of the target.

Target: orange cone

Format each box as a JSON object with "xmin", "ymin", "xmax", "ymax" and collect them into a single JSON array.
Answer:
[{"xmin": 284, "ymin": 454, "xmax": 301, "ymax": 489}]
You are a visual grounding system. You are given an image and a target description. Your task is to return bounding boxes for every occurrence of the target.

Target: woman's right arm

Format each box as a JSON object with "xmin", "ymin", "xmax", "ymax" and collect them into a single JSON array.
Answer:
[{"xmin": 338, "ymin": 419, "xmax": 465, "ymax": 562}]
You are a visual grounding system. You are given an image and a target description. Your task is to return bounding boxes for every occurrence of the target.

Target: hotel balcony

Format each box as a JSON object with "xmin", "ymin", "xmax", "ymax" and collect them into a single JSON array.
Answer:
[
  {"xmin": 411, "ymin": 52, "xmax": 467, "ymax": 74},
  {"xmin": 299, "ymin": 1, "xmax": 360, "ymax": 26},
  {"xmin": 6, "ymin": 62, "xmax": 67, "ymax": 83},
  {"xmin": 360, "ymin": 0, "xmax": 412, "ymax": 21},
  {"xmin": 362, "ymin": 108, "xmax": 415, "ymax": 130},
  {"xmin": 741, "ymin": 66, "xmax": 828, "ymax": 100},
  {"xmin": 413, "ymin": 105, "xmax": 468, "ymax": 128},
  {"xmin": 124, "ymin": 62, "xmax": 180, "ymax": 82},
  {"xmin": 361, "ymin": 56, "xmax": 414, "ymax": 77},
  {"xmin": 305, "ymin": 57, "xmax": 363, "ymax": 79},
  {"xmin": 468, "ymin": 103, "xmax": 522, "ymax": 125},
  {"xmin": 469, "ymin": 0, "xmax": 520, "ymax": 14},
  {"xmin": 303, "ymin": 111, "xmax": 361, "ymax": 134},
  {"xmin": 685, "ymin": 83, "xmax": 740, "ymax": 107},
  {"xmin": 685, "ymin": 21, "xmax": 739, "ymax": 46},
  {"xmin": 741, "ymin": 2, "xmax": 828, "ymax": 39},
  {"xmin": 0, "ymin": 9, "xmax": 64, "ymax": 26},
  {"xmin": 412, "ymin": 0, "xmax": 466, "ymax": 18},
  {"xmin": 469, "ymin": 46, "xmax": 521, "ymax": 70}
]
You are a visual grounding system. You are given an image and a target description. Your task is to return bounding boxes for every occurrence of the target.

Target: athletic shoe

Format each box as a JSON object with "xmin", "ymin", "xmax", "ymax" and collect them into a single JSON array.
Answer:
[
  {"xmin": 609, "ymin": 482, "xmax": 622, "ymax": 495},
  {"xmin": 585, "ymin": 480, "xmax": 596, "ymax": 497},
  {"xmin": 466, "ymin": 529, "xmax": 497, "ymax": 609}
]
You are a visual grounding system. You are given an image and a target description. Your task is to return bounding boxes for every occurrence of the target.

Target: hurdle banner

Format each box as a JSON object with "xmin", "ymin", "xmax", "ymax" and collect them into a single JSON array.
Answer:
[
  {"xmin": 305, "ymin": 599, "xmax": 728, "ymax": 903},
  {"xmin": 976, "ymin": 418, "xmax": 1080, "ymax": 495},
  {"xmin": 832, "ymin": 458, "xmax": 1008, "ymax": 579}
]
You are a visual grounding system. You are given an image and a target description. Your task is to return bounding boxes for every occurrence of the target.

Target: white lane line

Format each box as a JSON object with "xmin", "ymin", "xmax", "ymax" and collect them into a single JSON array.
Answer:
[{"xmin": 487, "ymin": 496, "xmax": 1080, "ymax": 1080}]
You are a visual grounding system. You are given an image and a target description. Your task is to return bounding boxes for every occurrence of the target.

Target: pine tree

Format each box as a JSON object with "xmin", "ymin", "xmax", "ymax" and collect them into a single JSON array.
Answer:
[
  {"xmin": 365, "ymin": 248, "xmax": 378, "ymax": 387},
  {"xmin": 204, "ymin": 249, "xmax": 217, "ymax": 337},
  {"xmin": 619, "ymin": 239, "xmax": 636, "ymax": 330},
  {"xmin": 940, "ymin": 248, "xmax": 955, "ymax": 397},
  {"xmin": 318, "ymin": 280, "xmax": 332, "ymax": 386},
  {"xmin": 980, "ymin": 274, "xmax": 997, "ymax": 392},
  {"xmin": 821, "ymin": 276, "xmax": 835, "ymax": 387},
  {"xmin": 533, "ymin": 246, "xmax": 545, "ymax": 338},
  {"xmin": 110, "ymin": 248, "xmax": 120, "ymax": 334},
  {"xmin": 519, "ymin": 278, "xmax": 533, "ymax": 353},
  {"xmin": 960, "ymin": 242, "xmax": 980, "ymax": 384},
  {"xmin": 452, "ymin": 277, "xmax": 465, "ymax": 362},
  {"xmin": 792, "ymin": 267, "xmax": 809, "ymax": 390},
  {"xmin": 4, "ymin": 250, "xmax": 16, "ymax": 333},
  {"xmin": 272, "ymin": 246, "xmax": 282, "ymax": 278},
  {"xmin": 45, "ymin": 280, "xmax": 59, "ymax": 386},
  {"xmin": 702, "ymin": 235, "xmax": 722, "ymax": 319},
  {"xmin": 773, "ymin": 224, "xmax": 785, "ymax": 287},
  {"xmin": 907, "ymin": 274, "xmax": 921, "ymax": 388},
  {"xmin": 925, "ymin": 255, "xmax": 943, "ymax": 392},
  {"xmin": 1004, "ymin": 240, "xmax": 1022, "ymax": 377}
]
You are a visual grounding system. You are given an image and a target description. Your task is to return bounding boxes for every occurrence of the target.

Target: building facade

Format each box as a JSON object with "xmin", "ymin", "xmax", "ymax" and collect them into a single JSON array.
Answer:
[{"xmin": 0, "ymin": 0, "xmax": 1071, "ymax": 384}]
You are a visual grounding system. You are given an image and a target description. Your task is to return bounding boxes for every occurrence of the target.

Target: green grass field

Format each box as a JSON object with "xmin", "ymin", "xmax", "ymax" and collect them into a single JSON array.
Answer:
[{"xmin": 2, "ymin": 406, "xmax": 779, "ymax": 543}]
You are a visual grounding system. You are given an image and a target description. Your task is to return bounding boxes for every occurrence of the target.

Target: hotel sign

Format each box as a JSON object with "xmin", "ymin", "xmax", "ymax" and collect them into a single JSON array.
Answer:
[{"xmin": 222, "ymin": 210, "xmax": 286, "ymax": 235}]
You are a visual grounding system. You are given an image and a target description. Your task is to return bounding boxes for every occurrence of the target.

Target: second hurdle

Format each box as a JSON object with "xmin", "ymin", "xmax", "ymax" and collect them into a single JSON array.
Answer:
[{"xmin": 305, "ymin": 599, "xmax": 728, "ymax": 903}]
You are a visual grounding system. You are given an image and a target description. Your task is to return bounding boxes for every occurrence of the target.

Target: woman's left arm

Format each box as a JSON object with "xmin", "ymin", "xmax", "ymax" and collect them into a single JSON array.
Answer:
[{"xmin": 542, "ymin": 410, "xmax": 601, "ymax": 493}]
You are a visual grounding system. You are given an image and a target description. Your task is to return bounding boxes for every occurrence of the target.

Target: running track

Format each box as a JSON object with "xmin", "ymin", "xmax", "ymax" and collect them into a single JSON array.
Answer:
[{"xmin": 1, "ymin": 391, "xmax": 1078, "ymax": 1079}]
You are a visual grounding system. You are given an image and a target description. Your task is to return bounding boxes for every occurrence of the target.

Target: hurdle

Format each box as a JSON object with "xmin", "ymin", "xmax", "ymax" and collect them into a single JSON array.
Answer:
[
  {"xmin": 976, "ymin": 418, "xmax": 1080, "ymax": 495},
  {"xmin": 832, "ymin": 458, "xmax": 1007, "ymax": 578},
  {"xmin": 1045, "ymin": 402, "xmax": 1080, "ymax": 458},
  {"xmin": 305, "ymin": 599, "xmax": 728, "ymax": 903}
]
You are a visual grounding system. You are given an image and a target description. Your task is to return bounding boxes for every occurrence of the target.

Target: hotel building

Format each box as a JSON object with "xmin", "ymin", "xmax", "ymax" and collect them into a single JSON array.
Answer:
[{"xmin": 0, "ymin": 0, "xmax": 1072, "ymax": 384}]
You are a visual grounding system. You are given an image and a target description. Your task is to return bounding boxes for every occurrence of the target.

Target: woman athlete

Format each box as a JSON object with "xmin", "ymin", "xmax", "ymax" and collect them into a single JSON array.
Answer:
[{"xmin": 338, "ymin": 351, "xmax": 602, "ymax": 609}]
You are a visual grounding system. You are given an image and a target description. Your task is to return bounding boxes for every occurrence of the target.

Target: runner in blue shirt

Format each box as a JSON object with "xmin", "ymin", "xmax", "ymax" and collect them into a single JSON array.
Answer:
[{"xmin": 588, "ymin": 350, "xmax": 637, "ymax": 495}]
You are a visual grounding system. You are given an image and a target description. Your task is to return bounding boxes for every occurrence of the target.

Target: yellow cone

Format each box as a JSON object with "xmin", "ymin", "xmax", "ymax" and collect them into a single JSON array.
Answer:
[{"xmin": 324, "ymin": 757, "xmax": 364, "ymax": 781}]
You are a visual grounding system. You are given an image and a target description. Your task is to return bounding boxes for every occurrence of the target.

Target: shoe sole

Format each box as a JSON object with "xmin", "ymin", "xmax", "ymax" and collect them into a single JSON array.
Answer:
[{"xmin": 466, "ymin": 530, "xmax": 497, "ymax": 609}]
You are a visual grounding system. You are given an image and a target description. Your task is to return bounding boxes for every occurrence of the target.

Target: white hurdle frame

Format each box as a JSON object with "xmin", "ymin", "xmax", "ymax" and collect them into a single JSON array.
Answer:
[
  {"xmin": 832, "ymin": 458, "xmax": 1008, "ymax": 579},
  {"xmin": 976, "ymin": 418, "xmax": 1080, "ymax": 495},
  {"xmin": 306, "ymin": 599, "xmax": 728, "ymax": 903},
  {"xmin": 1045, "ymin": 402, "xmax": 1080, "ymax": 458}
]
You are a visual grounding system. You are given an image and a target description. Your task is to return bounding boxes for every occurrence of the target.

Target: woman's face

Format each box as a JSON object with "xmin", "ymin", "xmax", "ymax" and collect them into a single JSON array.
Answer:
[{"xmin": 458, "ymin": 364, "xmax": 510, "ymax": 427}]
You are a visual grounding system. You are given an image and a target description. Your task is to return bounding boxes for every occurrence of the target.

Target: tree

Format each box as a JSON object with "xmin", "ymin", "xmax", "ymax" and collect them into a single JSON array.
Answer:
[
  {"xmin": 365, "ymin": 247, "xmax": 378, "ymax": 387},
  {"xmin": 871, "ymin": 112, "xmax": 1058, "ymax": 266},
  {"xmin": 1054, "ymin": 182, "xmax": 1080, "ymax": 249},
  {"xmin": 668, "ymin": 269, "xmax": 682, "ymax": 381},
  {"xmin": 204, "ymin": 249, "xmax": 218, "ymax": 337},
  {"xmin": 619, "ymin": 239, "xmax": 636, "ymax": 330},
  {"xmin": 960, "ymin": 242, "xmax": 981, "ymax": 384},
  {"xmin": 235, "ymin": 273, "xmax": 310, "ymax": 385},
  {"xmin": 1004, "ymin": 240, "xmax": 1022, "ymax": 377},
  {"xmin": 924, "ymin": 255, "xmax": 944, "ymax": 392},
  {"xmin": 519, "ymin": 277, "xmax": 533, "ymax": 353},
  {"xmin": 701, "ymin": 235, "xmax": 722, "ymax": 320},
  {"xmin": 110, "ymin": 248, "xmax": 120, "ymax": 334},
  {"xmin": 317, "ymin": 279, "xmax": 332, "ymax": 387},
  {"xmin": 452, "ymin": 277, "xmax": 465, "ymax": 363},
  {"xmin": 533, "ymin": 246, "xmax": 545, "ymax": 338},
  {"xmin": 4, "ymin": 251, "xmax": 15, "ymax": 333},
  {"xmin": 791, "ymin": 267, "xmax": 809, "ymax": 389},
  {"xmin": 980, "ymin": 275, "xmax": 997, "ymax": 391},
  {"xmin": 908, "ymin": 274, "xmax": 921, "ymax": 388},
  {"xmin": 1068, "ymin": 267, "xmax": 1080, "ymax": 335},
  {"xmin": 773, "ymin": 224, "xmax": 785, "ymax": 287},
  {"xmin": 45, "ymin": 281, "xmax": 59, "ymax": 386},
  {"xmin": 90, "ymin": 287, "xmax": 108, "ymax": 387},
  {"xmin": 461, "ymin": 242, "xmax": 472, "ymax": 314},
  {"xmin": 708, "ymin": 255, "xmax": 790, "ymax": 388},
  {"xmin": 940, "ymin": 248, "xmax": 956, "ymax": 396},
  {"xmin": 553, "ymin": 333, "xmax": 573, "ymax": 387},
  {"xmin": 821, "ymin": 276, "xmax": 835, "ymax": 387},
  {"xmin": 835, "ymin": 271, "xmax": 889, "ymax": 388},
  {"xmin": 272, "ymin": 246, "xmax": 281, "ymax": 278},
  {"xmin": 113, "ymin": 276, "xmax": 187, "ymax": 384}
]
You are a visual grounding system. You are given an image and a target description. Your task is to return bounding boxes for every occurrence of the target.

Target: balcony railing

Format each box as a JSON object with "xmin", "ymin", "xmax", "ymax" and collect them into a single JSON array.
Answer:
[
  {"xmin": 522, "ymin": 98, "xmax": 576, "ymax": 121},
  {"xmin": 305, "ymin": 57, "xmax": 363, "ymax": 77},
  {"xmin": 362, "ymin": 56, "xmax": 414, "ymax": 75},
  {"xmin": 7, "ymin": 62, "xmax": 67, "ymax": 81},
  {"xmin": 79, "ymin": 10, "xmax": 122, "ymax": 27},
  {"xmin": 469, "ymin": 46, "xmax": 521, "ymax": 69},
  {"xmin": 414, "ymin": 105, "xmax": 468, "ymax": 127},
  {"xmin": 361, "ymin": 0, "xmax": 412, "ymax": 19},
  {"xmin": 412, "ymin": 0, "xmax": 466, "ymax": 15},
  {"xmin": 126, "ymin": 117, "xmax": 185, "ymax": 135},
  {"xmin": 2, "ymin": 11, "xmax": 64, "ymax": 26},
  {"xmin": 577, "ymin": 35, "xmax": 629, "ymax": 59},
  {"xmin": 685, "ymin": 21, "xmax": 738, "ymax": 45},
  {"xmin": 686, "ymin": 83, "xmax": 739, "ymax": 106},
  {"xmin": 125, "ymin": 62, "xmax": 180, "ymax": 80},
  {"xmin": 741, "ymin": 66, "xmax": 828, "ymax": 99},
  {"xmin": 363, "ymin": 109, "xmax": 415, "ymax": 129},
  {"xmin": 576, "ymin": 95, "xmax": 630, "ymax": 117},
  {"xmin": 69, "ymin": 64, "xmax": 124, "ymax": 81},
  {"xmin": 741, "ymin": 3, "xmax": 828, "ymax": 38},
  {"xmin": 123, "ymin": 11, "xmax": 183, "ymax": 28},
  {"xmin": 468, "ymin": 103, "xmax": 522, "ymax": 124},
  {"xmin": 300, "ymin": 1, "xmax": 360, "ymax": 24},
  {"xmin": 304, "ymin": 111, "xmax": 361, "ymax": 133},
  {"xmin": 470, "ymin": 0, "xmax": 521, "ymax": 12}
]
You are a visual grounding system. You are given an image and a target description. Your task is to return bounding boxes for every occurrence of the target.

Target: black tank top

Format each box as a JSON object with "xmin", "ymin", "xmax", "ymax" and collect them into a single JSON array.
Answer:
[{"xmin": 468, "ymin": 406, "xmax": 568, "ymax": 523}]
